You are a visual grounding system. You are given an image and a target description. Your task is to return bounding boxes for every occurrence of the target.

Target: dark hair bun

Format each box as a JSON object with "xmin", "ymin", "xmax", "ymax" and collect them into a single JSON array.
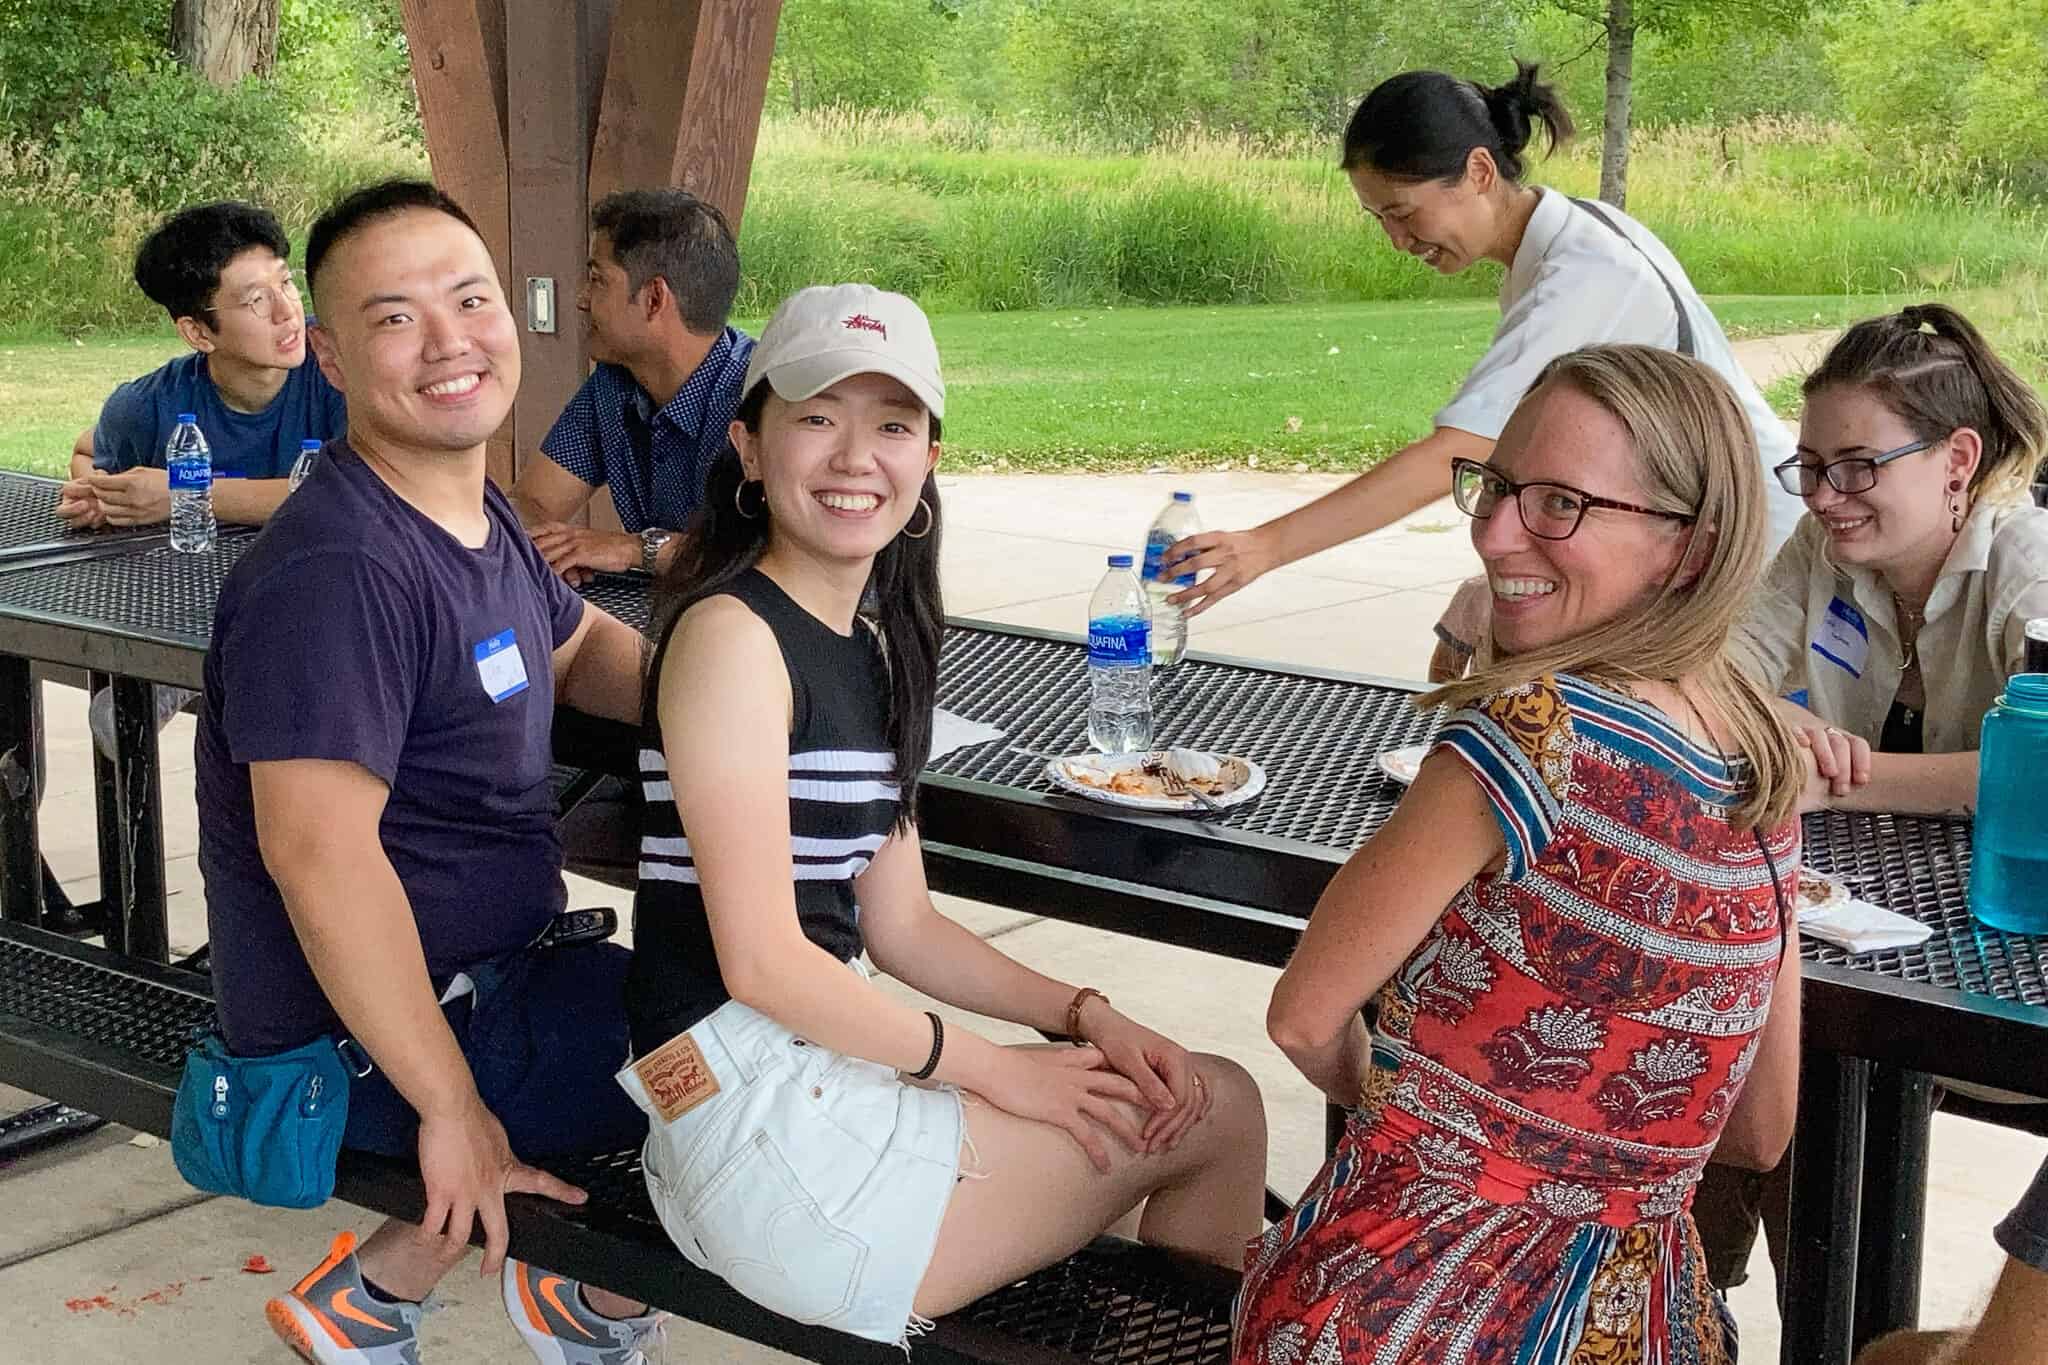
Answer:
[{"xmin": 1481, "ymin": 61, "xmax": 1573, "ymax": 162}]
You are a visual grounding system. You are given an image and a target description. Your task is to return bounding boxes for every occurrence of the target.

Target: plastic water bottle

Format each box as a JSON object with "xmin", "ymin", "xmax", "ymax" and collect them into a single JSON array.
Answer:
[
  {"xmin": 1140, "ymin": 491, "xmax": 1200, "ymax": 667},
  {"xmin": 1969, "ymin": 671, "xmax": 2048, "ymax": 935},
  {"xmin": 1087, "ymin": 554, "xmax": 1153, "ymax": 753},
  {"xmin": 166, "ymin": 413, "xmax": 215, "ymax": 553},
  {"xmin": 288, "ymin": 438, "xmax": 321, "ymax": 493}
]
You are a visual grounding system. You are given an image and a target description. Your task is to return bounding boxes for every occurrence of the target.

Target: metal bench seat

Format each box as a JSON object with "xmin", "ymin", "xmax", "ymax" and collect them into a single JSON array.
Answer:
[{"xmin": 0, "ymin": 922, "xmax": 1239, "ymax": 1364}]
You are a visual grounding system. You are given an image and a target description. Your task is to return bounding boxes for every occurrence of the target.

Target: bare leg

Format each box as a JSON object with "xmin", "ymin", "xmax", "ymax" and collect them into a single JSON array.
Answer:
[{"xmin": 912, "ymin": 1052, "xmax": 1265, "ymax": 1319}]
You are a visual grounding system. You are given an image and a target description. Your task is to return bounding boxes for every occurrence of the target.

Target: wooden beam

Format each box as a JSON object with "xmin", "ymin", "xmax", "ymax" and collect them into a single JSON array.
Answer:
[
  {"xmin": 504, "ymin": 0, "xmax": 613, "ymax": 486},
  {"xmin": 589, "ymin": 0, "xmax": 783, "ymax": 229},
  {"xmin": 399, "ymin": 0, "xmax": 515, "ymax": 484}
]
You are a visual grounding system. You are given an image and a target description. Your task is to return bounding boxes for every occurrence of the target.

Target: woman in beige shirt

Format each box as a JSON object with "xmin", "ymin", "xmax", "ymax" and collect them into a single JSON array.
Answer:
[{"xmin": 1734, "ymin": 303, "xmax": 2048, "ymax": 818}]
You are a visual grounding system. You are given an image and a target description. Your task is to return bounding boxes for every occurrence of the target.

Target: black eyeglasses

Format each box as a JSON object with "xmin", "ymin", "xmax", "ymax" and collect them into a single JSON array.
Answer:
[
  {"xmin": 1449, "ymin": 457, "xmax": 1696, "ymax": 542},
  {"xmin": 1773, "ymin": 438, "xmax": 1934, "ymax": 496}
]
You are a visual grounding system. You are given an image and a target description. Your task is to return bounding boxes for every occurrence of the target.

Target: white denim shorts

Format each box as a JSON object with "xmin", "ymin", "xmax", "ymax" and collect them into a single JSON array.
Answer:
[{"xmin": 616, "ymin": 979, "xmax": 966, "ymax": 1346}]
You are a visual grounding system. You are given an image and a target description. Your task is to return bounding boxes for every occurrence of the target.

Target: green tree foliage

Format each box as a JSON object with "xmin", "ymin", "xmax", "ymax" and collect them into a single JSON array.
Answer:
[
  {"xmin": 770, "ymin": 0, "xmax": 948, "ymax": 114},
  {"xmin": 1827, "ymin": 0, "xmax": 2048, "ymax": 190},
  {"xmin": 0, "ymin": 0, "xmax": 162, "ymax": 134}
]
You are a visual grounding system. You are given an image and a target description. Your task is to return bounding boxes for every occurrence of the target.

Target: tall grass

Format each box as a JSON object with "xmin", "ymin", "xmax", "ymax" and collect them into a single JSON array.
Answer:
[
  {"xmin": 736, "ymin": 111, "xmax": 2048, "ymax": 314},
  {"xmin": 4, "ymin": 106, "xmax": 2045, "ymax": 337}
]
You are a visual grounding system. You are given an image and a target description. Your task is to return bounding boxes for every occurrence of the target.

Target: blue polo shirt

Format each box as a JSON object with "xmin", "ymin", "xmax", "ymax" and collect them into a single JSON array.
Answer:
[
  {"xmin": 92, "ymin": 350, "xmax": 347, "ymax": 479},
  {"xmin": 538, "ymin": 327, "xmax": 753, "ymax": 533}
]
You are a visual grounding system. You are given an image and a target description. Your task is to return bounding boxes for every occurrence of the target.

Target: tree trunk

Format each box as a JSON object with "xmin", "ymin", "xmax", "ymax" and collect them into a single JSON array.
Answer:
[
  {"xmin": 1599, "ymin": 0, "xmax": 1634, "ymax": 208},
  {"xmin": 172, "ymin": 0, "xmax": 280, "ymax": 86}
]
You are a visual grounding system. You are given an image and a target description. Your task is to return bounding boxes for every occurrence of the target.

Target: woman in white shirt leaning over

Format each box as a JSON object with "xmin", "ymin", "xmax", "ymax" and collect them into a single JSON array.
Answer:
[{"xmin": 1169, "ymin": 59, "xmax": 1803, "ymax": 627}]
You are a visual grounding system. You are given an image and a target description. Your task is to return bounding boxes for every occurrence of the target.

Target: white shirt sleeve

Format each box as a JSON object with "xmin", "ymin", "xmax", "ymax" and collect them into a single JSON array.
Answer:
[{"xmin": 1732, "ymin": 520, "xmax": 1821, "ymax": 695}]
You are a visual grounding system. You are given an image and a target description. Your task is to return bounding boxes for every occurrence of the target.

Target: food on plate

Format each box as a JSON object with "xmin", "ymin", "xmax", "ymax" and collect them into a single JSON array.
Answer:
[
  {"xmin": 1376, "ymin": 744, "xmax": 1430, "ymax": 785},
  {"xmin": 1164, "ymin": 747, "xmax": 1223, "ymax": 785},
  {"xmin": 1795, "ymin": 867, "xmax": 1851, "ymax": 915},
  {"xmin": 1059, "ymin": 751, "xmax": 1246, "ymax": 800}
]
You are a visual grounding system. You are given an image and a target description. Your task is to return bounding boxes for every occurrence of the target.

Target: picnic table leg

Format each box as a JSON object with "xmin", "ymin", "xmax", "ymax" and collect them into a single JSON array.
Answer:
[
  {"xmin": 0, "ymin": 653, "xmax": 42, "ymax": 927},
  {"xmin": 1781, "ymin": 1047, "xmax": 1870, "ymax": 1365},
  {"xmin": 89, "ymin": 671, "xmax": 123, "ymax": 930},
  {"xmin": 104, "ymin": 676, "xmax": 169, "ymax": 962},
  {"xmin": 1851, "ymin": 1065, "xmax": 1934, "ymax": 1350}
]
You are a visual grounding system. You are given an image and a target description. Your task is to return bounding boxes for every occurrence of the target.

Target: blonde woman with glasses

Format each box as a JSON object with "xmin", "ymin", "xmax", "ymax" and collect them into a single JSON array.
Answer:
[{"xmin": 1236, "ymin": 346, "xmax": 1808, "ymax": 1365}]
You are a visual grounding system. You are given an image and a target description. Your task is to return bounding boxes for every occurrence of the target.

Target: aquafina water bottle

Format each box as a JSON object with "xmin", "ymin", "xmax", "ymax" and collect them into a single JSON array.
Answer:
[
  {"xmin": 288, "ymin": 438, "xmax": 321, "ymax": 493},
  {"xmin": 1087, "ymin": 554, "xmax": 1153, "ymax": 753},
  {"xmin": 1140, "ymin": 491, "xmax": 1200, "ymax": 667},
  {"xmin": 166, "ymin": 414, "xmax": 215, "ymax": 553}
]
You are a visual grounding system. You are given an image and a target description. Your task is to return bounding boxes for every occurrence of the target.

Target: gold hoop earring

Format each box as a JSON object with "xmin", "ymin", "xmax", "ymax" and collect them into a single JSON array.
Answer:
[
  {"xmin": 734, "ymin": 479, "xmax": 766, "ymax": 520},
  {"xmin": 901, "ymin": 497, "xmax": 934, "ymax": 540}
]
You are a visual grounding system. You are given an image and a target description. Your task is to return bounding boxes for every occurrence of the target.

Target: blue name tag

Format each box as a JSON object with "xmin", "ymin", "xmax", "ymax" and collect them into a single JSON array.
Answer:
[
  {"xmin": 1810, "ymin": 596, "xmax": 1870, "ymax": 679},
  {"xmin": 472, "ymin": 628, "xmax": 529, "ymax": 703}
]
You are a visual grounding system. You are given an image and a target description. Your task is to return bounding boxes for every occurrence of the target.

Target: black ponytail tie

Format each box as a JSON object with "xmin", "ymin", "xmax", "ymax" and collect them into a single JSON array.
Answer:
[{"xmin": 1900, "ymin": 305, "xmax": 1932, "ymax": 332}]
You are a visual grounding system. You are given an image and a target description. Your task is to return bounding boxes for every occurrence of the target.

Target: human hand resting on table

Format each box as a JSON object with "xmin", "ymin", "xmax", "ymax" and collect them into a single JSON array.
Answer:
[
  {"xmin": 977, "ymin": 1046, "xmax": 1148, "ymax": 1174},
  {"xmin": 1164, "ymin": 526, "xmax": 1279, "ymax": 617},
  {"xmin": 415, "ymin": 1093, "xmax": 587, "ymax": 1275},
  {"xmin": 54, "ymin": 478, "xmax": 108, "ymax": 530},
  {"xmin": 528, "ymin": 521, "xmax": 637, "ymax": 587},
  {"xmin": 1071, "ymin": 995, "xmax": 1212, "ymax": 1155},
  {"xmin": 83, "ymin": 468, "xmax": 171, "ymax": 527},
  {"xmin": 1773, "ymin": 696, "xmax": 1871, "ymax": 808}
]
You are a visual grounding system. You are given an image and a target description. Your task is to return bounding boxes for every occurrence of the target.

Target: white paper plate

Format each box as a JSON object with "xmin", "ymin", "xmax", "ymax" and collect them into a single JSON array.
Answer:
[
  {"xmin": 1794, "ymin": 867, "xmax": 1853, "ymax": 919},
  {"xmin": 1376, "ymin": 744, "xmax": 1431, "ymax": 786},
  {"xmin": 1043, "ymin": 751, "xmax": 1265, "ymax": 813}
]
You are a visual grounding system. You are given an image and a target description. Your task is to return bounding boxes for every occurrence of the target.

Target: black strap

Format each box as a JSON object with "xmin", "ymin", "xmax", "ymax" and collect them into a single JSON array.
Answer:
[
  {"xmin": 1753, "ymin": 827, "xmax": 1794, "ymax": 950},
  {"xmin": 1571, "ymin": 197, "xmax": 1696, "ymax": 358}
]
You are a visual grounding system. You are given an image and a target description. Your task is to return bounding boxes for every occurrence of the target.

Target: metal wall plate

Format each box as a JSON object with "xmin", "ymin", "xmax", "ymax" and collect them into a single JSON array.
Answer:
[{"xmin": 525, "ymin": 276, "xmax": 558, "ymax": 334}]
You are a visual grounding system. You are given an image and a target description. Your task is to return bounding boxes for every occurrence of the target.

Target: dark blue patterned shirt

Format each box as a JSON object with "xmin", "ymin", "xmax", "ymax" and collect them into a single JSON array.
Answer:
[{"xmin": 538, "ymin": 326, "xmax": 754, "ymax": 533}]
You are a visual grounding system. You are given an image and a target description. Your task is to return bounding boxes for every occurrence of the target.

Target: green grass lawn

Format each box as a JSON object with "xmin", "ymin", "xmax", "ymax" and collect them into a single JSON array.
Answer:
[{"xmin": 0, "ymin": 295, "xmax": 1867, "ymax": 478}]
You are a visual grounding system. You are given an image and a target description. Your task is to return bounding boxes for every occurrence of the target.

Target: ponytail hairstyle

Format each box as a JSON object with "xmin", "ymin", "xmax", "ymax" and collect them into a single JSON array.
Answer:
[
  {"xmin": 644, "ymin": 381, "xmax": 945, "ymax": 828},
  {"xmin": 1423, "ymin": 346, "xmax": 1803, "ymax": 832},
  {"xmin": 1341, "ymin": 60, "xmax": 1574, "ymax": 185},
  {"xmin": 1803, "ymin": 303, "xmax": 2048, "ymax": 509}
]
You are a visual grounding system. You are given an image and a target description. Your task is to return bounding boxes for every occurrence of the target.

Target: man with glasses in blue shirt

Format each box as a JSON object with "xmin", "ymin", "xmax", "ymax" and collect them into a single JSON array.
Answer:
[
  {"xmin": 55, "ymin": 201, "xmax": 346, "ymax": 533},
  {"xmin": 509, "ymin": 188, "xmax": 753, "ymax": 585}
]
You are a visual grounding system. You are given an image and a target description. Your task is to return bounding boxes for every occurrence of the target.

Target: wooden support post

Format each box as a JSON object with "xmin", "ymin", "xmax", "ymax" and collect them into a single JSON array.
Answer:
[{"xmin": 589, "ymin": 0, "xmax": 784, "ymax": 229}]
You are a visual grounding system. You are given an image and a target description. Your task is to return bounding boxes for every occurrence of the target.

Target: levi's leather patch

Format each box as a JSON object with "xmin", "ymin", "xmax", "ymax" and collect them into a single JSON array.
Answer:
[{"xmin": 631, "ymin": 1032, "xmax": 721, "ymax": 1123}]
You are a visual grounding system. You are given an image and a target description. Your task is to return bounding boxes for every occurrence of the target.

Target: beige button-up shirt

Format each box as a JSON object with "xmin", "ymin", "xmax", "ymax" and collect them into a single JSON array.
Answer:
[{"xmin": 1733, "ymin": 499, "xmax": 2048, "ymax": 753}]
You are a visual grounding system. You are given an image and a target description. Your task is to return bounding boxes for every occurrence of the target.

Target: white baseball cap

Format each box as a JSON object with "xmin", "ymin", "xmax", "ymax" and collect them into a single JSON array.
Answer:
[{"xmin": 741, "ymin": 283, "xmax": 945, "ymax": 420}]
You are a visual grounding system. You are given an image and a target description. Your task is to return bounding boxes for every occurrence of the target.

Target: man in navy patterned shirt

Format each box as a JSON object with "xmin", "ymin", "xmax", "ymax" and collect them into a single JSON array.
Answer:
[{"xmin": 509, "ymin": 188, "xmax": 754, "ymax": 585}]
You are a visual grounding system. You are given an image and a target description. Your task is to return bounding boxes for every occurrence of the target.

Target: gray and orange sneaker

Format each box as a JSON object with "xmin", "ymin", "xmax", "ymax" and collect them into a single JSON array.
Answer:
[
  {"xmin": 265, "ymin": 1230, "xmax": 424, "ymax": 1365},
  {"xmin": 502, "ymin": 1257, "xmax": 666, "ymax": 1365}
]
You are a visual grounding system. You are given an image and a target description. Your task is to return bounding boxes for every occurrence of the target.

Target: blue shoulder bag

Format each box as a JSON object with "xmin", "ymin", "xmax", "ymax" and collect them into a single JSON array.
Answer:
[{"xmin": 170, "ymin": 1024, "xmax": 365, "ymax": 1210}]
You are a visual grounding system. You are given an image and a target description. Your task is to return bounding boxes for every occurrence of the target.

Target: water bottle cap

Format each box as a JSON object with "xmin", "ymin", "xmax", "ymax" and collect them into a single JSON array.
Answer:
[
  {"xmin": 1107, "ymin": 554, "xmax": 1134, "ymax": 568},
  {"xmin": 301, "ymin": 439, "xmax": 322, "ymax": 451},
  {"xmin": 176, "ymin": 413, "xmax": 197, "ymax": 424},
  {"xmin": 2002, "ymin": 675, "xmax": 2048, "ymax": 714},
  {"xmin": 1172, "ymin": 491, "xmax": 1193, "ymax": 502}
]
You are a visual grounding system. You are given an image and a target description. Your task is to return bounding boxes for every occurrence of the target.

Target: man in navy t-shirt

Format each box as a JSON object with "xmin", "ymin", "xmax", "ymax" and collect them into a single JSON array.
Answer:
[
  {"xmin": 54, "ymin": 201, "xmax": 346, "ymax": 532},
  {"xmin": 194, "ymin": 180, "xmax": 661, "ymax": 1364}
]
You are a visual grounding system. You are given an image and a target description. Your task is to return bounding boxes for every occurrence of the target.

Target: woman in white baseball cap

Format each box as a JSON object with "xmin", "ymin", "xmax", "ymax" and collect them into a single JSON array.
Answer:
[{"xmin": 616, "ymin": 283, "xmax": 1267, "ymax": 1348}]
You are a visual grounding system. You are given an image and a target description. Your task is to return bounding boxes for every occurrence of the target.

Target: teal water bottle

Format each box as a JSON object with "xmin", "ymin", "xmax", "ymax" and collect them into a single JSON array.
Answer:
[{"xmin": 1970, "ymin": 666, "xmax": 2048, "ymax": 934}]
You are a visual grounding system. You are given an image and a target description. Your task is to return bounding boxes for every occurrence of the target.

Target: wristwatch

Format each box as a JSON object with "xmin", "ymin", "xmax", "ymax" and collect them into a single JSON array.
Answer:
[{"xmin": 638, "ymin": 527, "xmax": 674, "ymax": 576}]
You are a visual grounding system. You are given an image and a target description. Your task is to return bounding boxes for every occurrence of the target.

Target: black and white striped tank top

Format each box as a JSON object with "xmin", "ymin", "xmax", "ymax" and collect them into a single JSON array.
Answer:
[{"xmin": 624, "ymin": 569, "xmax": 902, "ymax": 1054}]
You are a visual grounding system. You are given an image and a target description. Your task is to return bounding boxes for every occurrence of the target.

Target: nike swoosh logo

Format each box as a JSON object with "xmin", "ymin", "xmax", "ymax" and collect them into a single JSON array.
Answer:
[
  {"xmin": 329, "ymin": 1287, "xmax": 399, "ymax": 1333},
  {"xmin": 538, "ymin": 1276, "xmax": 598, "ymax": 1340}
]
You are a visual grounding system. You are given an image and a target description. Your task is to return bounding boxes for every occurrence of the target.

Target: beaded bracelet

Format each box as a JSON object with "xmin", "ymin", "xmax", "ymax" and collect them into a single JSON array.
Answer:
[
  {"xmin": 1066, "ymin": 986, "xmax": 1108, "ymax": 1044},
  {"xmin": 909, "ymin": 1010, "xmax": 944, "ymax": 1081}
]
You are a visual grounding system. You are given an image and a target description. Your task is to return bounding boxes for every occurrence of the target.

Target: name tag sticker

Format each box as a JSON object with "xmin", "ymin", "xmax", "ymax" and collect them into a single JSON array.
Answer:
[
  {"xmin": 473, "ymin": 628, "xmax": 529, "ymax": 703},
  {"xmin": 1810, "ymin": 596, "xmax": 1870, "ymax": 679}
]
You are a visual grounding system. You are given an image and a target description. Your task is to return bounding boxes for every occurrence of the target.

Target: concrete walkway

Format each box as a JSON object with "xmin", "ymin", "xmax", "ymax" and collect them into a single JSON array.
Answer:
[{"xmin": 13, "ymin": 324, "xmax": 2045, "ymax": 1364}]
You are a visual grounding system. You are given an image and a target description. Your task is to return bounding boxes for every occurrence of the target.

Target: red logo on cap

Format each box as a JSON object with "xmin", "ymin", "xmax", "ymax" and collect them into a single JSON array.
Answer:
[{"xmin": 843, "ymin": 313, "xmax": 888, "ymax": 341}]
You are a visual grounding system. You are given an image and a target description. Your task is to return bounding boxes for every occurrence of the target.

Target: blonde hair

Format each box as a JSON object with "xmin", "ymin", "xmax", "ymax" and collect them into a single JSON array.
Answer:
[{"xmin": 1423, "ymin": 345, "xmax": 1802, "ymax": 831}]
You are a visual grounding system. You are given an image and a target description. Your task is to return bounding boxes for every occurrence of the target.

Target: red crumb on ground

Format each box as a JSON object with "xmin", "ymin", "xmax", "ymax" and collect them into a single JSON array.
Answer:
[
  {"xmin": 64, "ymin": 1279, "xmax": 202, "ymax": 1316},
  {"xmin": 241, "ymin": 1255, "xmax": 274, "ymax": 1274}
]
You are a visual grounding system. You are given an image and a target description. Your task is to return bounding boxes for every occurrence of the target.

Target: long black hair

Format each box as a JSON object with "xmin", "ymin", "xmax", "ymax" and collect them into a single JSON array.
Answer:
[
  {"xmin": 1341, "ymin": 60, "xmax": 1573, "ymax": 185},
  {"xmin": 644, "ymin": 380, "xmax": 946, "ymax": 825}
]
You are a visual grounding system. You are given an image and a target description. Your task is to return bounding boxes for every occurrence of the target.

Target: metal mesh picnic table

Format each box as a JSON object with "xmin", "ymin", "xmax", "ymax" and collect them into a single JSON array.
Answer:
[{"xmin": 0, "ymin": 470, "xmax": 164, "ymax": 565}]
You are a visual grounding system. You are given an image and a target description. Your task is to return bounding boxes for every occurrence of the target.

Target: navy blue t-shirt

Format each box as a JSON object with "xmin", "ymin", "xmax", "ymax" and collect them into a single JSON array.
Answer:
[
  {"xmin": 196, "ymin": 440, "xmax": 586, "ymax": 1055},
  {"xmin": 93, "ymin": 350, "xmax": 347, "ymax": 479}
]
